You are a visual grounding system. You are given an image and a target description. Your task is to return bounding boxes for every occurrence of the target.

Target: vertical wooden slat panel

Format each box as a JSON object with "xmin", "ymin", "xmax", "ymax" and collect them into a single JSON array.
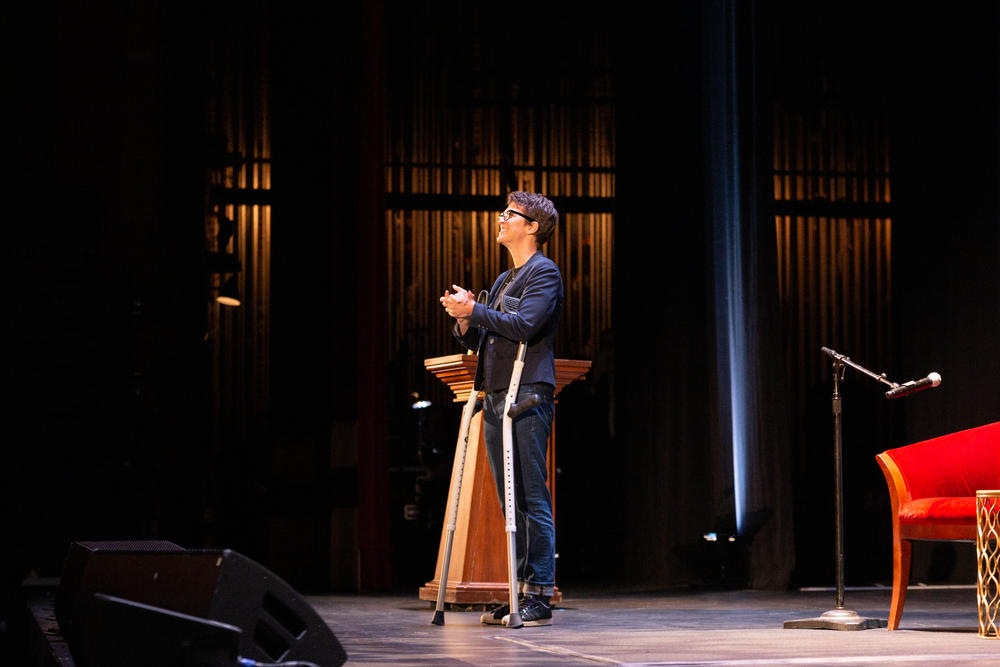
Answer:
[
  {"xmin": 205, "ymin": 10, "xmax": 272, "ymax": 465},
  {"xmin": 384, "ymin": 21, "xmax": 615, "ymax": 403},
  {"xmin": 773, "ymin": 104, "xmax": 892, "ymax": 463}
]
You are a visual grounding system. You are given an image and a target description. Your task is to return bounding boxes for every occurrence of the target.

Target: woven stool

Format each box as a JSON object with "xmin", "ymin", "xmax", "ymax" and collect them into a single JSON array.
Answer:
[{"xmin": 977, "ymin": 490, "xmax": 1000, "ymax": 638}]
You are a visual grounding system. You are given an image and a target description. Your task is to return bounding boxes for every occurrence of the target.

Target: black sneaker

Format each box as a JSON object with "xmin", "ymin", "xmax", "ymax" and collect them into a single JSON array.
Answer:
[
  {"xmin": 514, "ymin": 595, "xmax": 552, "ymax": 626},
  {"xmin": 480, "ymin": 597, "xmax": 521, "ymax": 625}
]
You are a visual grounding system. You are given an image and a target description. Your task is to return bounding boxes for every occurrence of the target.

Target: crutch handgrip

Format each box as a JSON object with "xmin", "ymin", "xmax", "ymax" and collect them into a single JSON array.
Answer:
[{"xmin": 507, "ymin": 393, "xmax": 541, "ymax": 419}]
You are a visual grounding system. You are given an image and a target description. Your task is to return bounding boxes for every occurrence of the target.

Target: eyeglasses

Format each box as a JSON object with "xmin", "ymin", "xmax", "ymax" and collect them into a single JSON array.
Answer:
[{"xmin": 498, "ymin": 208, "xmax": 537, "ymax": 223}]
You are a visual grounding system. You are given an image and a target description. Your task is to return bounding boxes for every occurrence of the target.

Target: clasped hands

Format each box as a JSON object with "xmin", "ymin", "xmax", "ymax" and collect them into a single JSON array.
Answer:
[{"xmin": 440, "ymin": 284, "xmax": 475, "ymax": 322}]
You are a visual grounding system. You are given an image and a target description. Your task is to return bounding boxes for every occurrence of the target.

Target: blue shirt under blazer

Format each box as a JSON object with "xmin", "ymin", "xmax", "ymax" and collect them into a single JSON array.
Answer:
[{"xmin": 454, "ymin": 251, "xmax": 563, "ymax": 393}]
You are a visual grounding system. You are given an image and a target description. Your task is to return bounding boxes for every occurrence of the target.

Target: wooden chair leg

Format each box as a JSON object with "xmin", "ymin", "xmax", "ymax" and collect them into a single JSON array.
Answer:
[{"xmin": 888, "ymin": 536, "xmax": 911, "ymax": 630}]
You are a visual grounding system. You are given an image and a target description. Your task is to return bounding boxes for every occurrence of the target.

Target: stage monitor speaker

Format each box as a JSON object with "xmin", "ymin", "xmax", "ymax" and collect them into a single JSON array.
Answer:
[
  {"xmin": 79, "ymin": 593, "xmax": 243, "ymax": 667},
  {"xmin": 55, "ymin": 541, "xmax": 347, "ymax": 667}
]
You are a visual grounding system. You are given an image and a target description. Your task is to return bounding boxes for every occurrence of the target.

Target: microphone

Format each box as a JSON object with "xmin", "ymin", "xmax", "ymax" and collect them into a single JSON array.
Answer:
[{"xmin": 885, "ymin": 372, "xmax": 942, "ymax": 399}]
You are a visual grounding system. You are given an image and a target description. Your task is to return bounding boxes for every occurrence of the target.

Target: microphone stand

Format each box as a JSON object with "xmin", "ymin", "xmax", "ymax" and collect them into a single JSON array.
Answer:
[{"xmin": 784, "ymin": 347, "xmax": 889, "ymax": 631}]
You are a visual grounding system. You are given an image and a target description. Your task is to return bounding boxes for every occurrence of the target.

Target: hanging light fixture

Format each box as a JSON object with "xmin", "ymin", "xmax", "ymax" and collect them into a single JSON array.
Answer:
[{"xmin": 217, "ymin": 273, "xmax": 242, "ymax": 307}]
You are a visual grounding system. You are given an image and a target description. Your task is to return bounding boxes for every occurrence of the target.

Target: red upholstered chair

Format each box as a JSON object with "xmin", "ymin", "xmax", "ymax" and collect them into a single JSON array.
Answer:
[{"xmin": 875, "ymin": 420, "xmax": 1000, "ymax": 630}]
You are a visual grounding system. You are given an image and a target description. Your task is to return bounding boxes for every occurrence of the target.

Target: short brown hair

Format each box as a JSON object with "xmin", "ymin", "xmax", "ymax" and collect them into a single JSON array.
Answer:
[{"xmin": 507, "ymin": 191, "xmax": 558, "ymax": 247}]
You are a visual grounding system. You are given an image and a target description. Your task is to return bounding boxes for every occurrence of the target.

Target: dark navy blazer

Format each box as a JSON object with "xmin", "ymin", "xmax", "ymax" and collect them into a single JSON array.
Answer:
[{"xmin": 454, "ymin": 251, "xmax": 563, "ymax": 393}]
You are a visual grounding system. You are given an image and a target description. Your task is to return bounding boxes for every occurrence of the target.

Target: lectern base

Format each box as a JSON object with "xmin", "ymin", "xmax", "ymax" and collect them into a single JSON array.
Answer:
[
  {"xmin": 783, "ymin": 608, "xmax": 888, "ymax": 631},
  {"xmin": 419, "ymin": 581, "xmax": 562, "ymax": 607}
]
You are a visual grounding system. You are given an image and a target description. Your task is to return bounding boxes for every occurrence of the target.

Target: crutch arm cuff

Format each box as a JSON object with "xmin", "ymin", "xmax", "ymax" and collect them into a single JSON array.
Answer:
[{"xmin": 507, "ymin": 393, "xmax": 541, "ymax": 419}]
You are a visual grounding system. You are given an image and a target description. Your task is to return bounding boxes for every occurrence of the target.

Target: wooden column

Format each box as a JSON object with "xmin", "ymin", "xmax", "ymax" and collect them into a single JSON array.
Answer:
[{"xmin": 419, "ymin": 354, "xmax": 590, "ymax": 606}]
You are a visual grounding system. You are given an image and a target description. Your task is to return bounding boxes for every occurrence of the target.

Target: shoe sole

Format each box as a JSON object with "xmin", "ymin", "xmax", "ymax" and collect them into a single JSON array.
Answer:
[{"xmin": 502, "ymin": 614, "xmax": 552, "ymax": 627}]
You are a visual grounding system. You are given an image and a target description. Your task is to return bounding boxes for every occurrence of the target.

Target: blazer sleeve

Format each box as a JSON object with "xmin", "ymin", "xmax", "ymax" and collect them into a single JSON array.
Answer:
[
  {"xmin": 467, "ymin": 260, "xmax": 561, "ymax": 343},
  {"xmin": 451, "ymin": 272, "xmax": 505, "ymax": 350}
]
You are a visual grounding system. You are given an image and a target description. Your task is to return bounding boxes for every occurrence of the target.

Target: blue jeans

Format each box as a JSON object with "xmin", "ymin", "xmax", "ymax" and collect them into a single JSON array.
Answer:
[{"xmin": 482, "ymin": 382, "xmax": 556, "ymax": 596}]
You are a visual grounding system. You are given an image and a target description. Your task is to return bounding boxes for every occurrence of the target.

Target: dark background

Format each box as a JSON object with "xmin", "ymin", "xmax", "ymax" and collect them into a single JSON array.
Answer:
[{"xmin": 3, "ymin": 0, "xmax": 998, "ymax": 657}]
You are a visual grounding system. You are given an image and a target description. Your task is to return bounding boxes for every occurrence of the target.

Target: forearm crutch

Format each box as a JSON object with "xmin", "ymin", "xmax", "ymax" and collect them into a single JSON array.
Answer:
[
  {"xmin": 432, "ymin": 291, "xmax": 487, "ymax": 626},
  {"xmin": 497, "ymin": 341, "xmax": 542, "ymax": 629},
  {"xmin": 430, "ymin": 381, "xmax": 481, "ymax": 626}
]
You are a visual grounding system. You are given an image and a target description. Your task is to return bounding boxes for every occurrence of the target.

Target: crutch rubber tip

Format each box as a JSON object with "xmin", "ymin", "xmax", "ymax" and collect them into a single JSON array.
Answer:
[
  {"xmin": 504, "ymin": 612, "xmax": 523, "ymax": 628},
  {"xmin": 431, "ymin": 610, "xmax": 445, "ymax": 626}
]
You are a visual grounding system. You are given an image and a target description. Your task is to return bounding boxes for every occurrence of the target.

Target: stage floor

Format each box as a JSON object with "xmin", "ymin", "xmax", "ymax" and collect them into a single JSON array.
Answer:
[{"xmin": 308, "ymin": 585, "xmax": 997, "ymax": 666}]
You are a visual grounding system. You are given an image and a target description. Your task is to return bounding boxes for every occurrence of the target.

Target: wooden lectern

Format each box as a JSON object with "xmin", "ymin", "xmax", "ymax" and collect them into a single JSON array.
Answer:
[{"xmin": 418, "ymin": 354, "xmax": 591, "ymax": 607}]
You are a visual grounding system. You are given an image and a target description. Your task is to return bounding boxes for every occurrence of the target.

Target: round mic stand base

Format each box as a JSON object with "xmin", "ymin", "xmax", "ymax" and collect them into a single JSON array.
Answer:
[{"xmin": 783, "ymin": 608, "xmax": 888, "ymax": 631}]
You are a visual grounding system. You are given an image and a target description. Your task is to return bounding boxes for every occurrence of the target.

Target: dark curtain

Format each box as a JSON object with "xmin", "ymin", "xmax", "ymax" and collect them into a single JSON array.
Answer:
[
  {"xmin": 702, "ymin": 0, "xmax": 795, "ymax": 589},
  {"xmin": 614, "ymin": 3, "xmax": 717, "ymax": 587},
  {"xmin": 612, "ymin": 0, "xmax": 796, "ymax": 590},
  {"xmin": 890, "ymin": 5, "xmax": 1000, "ymax": 442}
]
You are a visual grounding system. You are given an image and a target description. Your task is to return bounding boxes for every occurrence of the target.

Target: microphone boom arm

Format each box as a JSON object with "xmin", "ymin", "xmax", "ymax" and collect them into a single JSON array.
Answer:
[{"xmin": 820, "ymin": 347, "xmax": 897, "ymax": 389}]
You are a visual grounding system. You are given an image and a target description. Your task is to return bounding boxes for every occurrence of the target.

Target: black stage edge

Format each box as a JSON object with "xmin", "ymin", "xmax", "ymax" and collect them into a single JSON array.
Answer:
[{"xmin": 23, "ymin": 580, "xmax": 74, "ymax": 667}]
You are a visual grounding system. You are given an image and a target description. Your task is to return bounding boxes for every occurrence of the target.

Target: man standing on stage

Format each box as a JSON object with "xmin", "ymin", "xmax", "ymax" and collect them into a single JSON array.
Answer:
[{"xmin": 439, "ymin": 191, "xmax": 563, "ymax": 626}]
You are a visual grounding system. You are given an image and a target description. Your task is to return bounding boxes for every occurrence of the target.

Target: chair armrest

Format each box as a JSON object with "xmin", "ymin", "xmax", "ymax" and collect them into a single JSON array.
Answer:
[{"xmin": 876, "ymin": 451, "xmax": 910, "ymax": 520}]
